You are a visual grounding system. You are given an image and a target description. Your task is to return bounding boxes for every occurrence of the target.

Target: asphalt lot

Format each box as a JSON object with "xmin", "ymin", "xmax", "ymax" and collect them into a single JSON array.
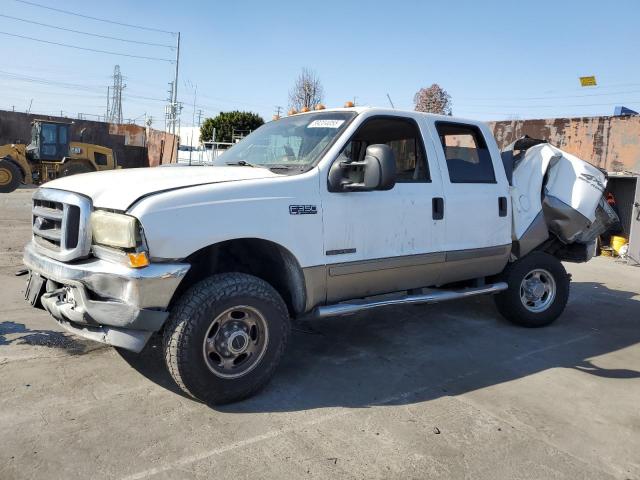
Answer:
[{"xmin": 1, "ymin": 187, "xmax": 639, "ymax": 480}]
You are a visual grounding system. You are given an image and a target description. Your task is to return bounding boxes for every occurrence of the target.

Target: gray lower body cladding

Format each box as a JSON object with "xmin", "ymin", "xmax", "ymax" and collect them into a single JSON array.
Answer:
[{"xmin": 303, "ymin": 245, "xmax": 511, "ymax": 308}]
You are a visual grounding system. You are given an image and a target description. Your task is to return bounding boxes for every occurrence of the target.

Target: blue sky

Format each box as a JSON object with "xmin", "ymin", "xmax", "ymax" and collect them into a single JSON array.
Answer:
[{"xmin": 1, "ymin": 0, "xmax": 639, "ymax": 127}]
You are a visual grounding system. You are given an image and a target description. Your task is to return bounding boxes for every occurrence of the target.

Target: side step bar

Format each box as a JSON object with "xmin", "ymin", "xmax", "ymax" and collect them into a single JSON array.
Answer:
[{"xmin": 314, "ymin": 282, "xmax": 508, "ymax": 319}]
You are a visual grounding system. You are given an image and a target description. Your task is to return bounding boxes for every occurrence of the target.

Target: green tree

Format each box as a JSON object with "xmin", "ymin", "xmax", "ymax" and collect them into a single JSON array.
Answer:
[{"xmin": 200, "ymin": 111, "xmax": 264, "ymax": 143}]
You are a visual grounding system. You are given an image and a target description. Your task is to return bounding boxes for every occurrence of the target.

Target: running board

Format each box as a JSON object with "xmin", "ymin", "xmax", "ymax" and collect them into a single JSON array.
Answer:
[{"xmin": 314, "ymin": 282, "xmax": 508, "ymax": 319}]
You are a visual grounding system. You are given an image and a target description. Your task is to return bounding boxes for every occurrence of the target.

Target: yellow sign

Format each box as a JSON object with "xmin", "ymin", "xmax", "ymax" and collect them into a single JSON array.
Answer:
[{"xmin": 580, "ymin": 76, "xmax": 597, "ymax": 87}]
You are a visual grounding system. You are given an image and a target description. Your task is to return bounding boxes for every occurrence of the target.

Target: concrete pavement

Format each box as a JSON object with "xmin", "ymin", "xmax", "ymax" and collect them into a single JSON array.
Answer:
[{"xmin": 1, "ymin": 187, "xmax": 639, "ymax": 479}]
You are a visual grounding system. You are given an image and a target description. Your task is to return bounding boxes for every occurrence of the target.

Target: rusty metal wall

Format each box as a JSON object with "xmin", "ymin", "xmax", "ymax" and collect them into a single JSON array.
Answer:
[
  {"xmin": 146, "ymin": 127, "xmax": 178, "ymax": 166},
  {"xmin": 0, "ymin": 110, "xmax": 177, "ymax": 168},
  {"xmin": 490, "ymin": 115, "xmax": 640, "ymax": 173}
]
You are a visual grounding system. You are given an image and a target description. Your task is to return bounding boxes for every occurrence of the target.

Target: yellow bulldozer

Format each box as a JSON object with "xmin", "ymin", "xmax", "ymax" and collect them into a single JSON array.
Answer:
[{"xmin": 0, "ymin": 119, "xmax": 118, "ymax": 193}]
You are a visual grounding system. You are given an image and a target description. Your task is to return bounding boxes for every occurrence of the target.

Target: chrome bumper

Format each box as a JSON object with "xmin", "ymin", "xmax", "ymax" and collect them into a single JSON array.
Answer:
[{"xmin": 23, "ymin": 242, "xmax": 190, "ymax": 352}]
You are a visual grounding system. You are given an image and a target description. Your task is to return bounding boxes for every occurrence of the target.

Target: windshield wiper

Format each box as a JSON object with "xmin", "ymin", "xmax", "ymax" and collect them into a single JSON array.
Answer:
[
  {"xmin": 225, "ymin": 160, "xmax": 260, "ymax": 168},
  {"xmin": 267, "ymin": 165, "xmax": 305, "ymax": 171}
]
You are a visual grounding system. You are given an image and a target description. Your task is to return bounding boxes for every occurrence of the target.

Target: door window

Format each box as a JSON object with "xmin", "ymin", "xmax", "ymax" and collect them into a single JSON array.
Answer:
[
  {"xmin": 436, "ymin": 122, "xmax": 495, "ymax": 183},
  {"xmin": 339, "ymin": 116, "xmax": 430, "ymax": 182},
  {"xmin": 40, "ymin": 124, "xmax": 58, "ymax": 157}
]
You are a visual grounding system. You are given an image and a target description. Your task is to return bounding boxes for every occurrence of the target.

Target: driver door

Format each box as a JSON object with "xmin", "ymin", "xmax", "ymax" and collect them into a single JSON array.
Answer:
[{"xmin": 320, "ymin": 115, "xmax": 445, "ymax": 302}]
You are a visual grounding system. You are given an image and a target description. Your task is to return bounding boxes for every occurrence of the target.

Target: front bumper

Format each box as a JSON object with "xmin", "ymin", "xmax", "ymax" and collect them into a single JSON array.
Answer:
[{"xmin": 23, "ymin": 242, "xmax": 190, "ymax": 352}]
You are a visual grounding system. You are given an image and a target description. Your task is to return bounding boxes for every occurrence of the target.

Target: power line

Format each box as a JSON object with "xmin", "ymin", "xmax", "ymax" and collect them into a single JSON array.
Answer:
[
  {"xmin": 125, "ymin": 93, "xmax": 166, "ymax": 103},
  {"xmin": 0, "ymin": 69, "xmax": 104, "ymax": 92},
  {"xmin": 0, "ymin": 31, "xmax": 174, "ymax": 62},
  {"xmin": 457, "ymin": 82, "xmax": 640, "ymax": 102},
  {"xmin": 0, "ymin": 14, "xmax": 175, "ymax": 48},
  {"xmin": 12, "ymin": 0, "xmax": 176, "ymax": 35},
  {"xmin": 460, "ymin": 88, "xmax": 640, "ymax": 103},
  {"xmin": 458, "ymin": 100, "xmax": 640, "ymax": 109},
  {"xmin": 1, "ymin": 69, "xmax": 170, "ymax": 99}
]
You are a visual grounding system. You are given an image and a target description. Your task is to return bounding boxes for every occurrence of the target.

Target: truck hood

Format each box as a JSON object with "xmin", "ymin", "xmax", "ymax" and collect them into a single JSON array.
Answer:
[{"xmin": 44, "ymin": 165, "xmax": 281, "ymax": 210}]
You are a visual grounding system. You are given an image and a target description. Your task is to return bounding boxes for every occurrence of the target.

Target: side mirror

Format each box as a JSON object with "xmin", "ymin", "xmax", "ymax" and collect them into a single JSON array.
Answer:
[{"xmin": 328, "ymin": 144, "xmax": 396, "ymax": 192}]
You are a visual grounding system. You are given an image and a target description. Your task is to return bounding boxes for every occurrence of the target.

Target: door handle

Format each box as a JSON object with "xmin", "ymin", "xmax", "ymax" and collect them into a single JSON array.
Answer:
[
  {"xmin": 499, "ymin": 197, "xmax": 508, "ymax": 217},
  {"xmin": 432, "ymin": 197, "xmax": 444, "ymax": 220}
]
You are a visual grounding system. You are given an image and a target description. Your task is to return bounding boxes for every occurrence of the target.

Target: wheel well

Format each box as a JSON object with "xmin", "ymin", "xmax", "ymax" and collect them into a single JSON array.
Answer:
[{"xmin": 169, "ymin": 238, "xmax": 307, "ymax": 316}]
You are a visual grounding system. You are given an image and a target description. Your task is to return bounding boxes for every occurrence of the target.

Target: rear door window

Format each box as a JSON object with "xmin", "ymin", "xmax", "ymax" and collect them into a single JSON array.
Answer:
[{"xmin": 436, "ymin": 122, "xmax": 495, "ymax": 183}]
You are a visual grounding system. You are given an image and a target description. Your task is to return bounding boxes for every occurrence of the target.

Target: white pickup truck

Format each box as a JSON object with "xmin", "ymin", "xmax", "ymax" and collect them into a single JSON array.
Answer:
[{"xmin": 23, "ymin": 107, "xmax": 615, "ymax": 404}]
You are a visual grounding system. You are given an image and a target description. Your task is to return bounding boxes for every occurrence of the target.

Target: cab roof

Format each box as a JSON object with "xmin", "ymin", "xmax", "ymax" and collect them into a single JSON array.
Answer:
[{"xmin": 285, "ymin": 106, "xmax": 479, "ymax": 124}]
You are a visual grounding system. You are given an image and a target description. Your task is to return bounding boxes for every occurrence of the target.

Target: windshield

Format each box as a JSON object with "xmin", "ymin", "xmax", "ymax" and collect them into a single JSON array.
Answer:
[{"xmin": 212, "ymin": 111, "xmax": 356, "ymax": 171}]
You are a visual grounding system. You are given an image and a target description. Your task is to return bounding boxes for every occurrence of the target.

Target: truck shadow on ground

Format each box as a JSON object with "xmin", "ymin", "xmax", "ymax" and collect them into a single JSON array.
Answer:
[
  {"xmin": 0, "ymin": 321, "xmax": 89, "ymax": 354},
  {"xmin": 118, "ymin": 280, "xmax": 640, "ymax": 412}
]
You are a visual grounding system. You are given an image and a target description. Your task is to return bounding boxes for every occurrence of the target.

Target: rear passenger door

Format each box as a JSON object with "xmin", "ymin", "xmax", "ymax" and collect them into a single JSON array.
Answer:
[{"xmin": 427, "ymin": 120, "xmax": 511, "ymax": 283}]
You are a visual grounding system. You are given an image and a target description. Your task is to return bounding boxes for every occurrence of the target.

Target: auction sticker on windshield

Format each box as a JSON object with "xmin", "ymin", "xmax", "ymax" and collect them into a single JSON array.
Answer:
[{"xmin": 307, "ymin": 119, "xmax": 345, "ymax": 129}]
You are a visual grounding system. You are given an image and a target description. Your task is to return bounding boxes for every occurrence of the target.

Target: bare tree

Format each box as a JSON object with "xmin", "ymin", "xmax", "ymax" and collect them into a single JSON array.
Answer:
[
  {"xmin": 288, "ymin": 68, "xmax": 324, "ymax": 111},
  {"xmin": 414, "ymin": 84, "xmax": 452, "ymax": 115}
]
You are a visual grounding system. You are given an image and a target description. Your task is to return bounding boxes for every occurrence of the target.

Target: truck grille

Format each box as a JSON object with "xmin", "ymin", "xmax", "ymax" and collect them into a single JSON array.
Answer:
[{"xmin": 32, "ymin": 189, "xmax": 92, "ymax": 262}]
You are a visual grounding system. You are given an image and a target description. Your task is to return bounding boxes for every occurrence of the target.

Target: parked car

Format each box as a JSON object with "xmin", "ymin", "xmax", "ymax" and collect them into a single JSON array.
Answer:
[{"xmin": 22, "ymin": 107, "xmax": 616, "ymax": 403}]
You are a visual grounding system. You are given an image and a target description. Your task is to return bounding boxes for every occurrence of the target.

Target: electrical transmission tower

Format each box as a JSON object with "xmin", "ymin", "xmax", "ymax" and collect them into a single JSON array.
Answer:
[{"xmin": 106, "ymin": 65, "xmax": 126, "ymax": 124}]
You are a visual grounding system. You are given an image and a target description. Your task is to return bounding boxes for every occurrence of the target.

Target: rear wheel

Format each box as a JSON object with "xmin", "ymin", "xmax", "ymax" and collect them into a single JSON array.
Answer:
[
  {"xmin": 59, "ymin": 162, "xmax": 93, "ymax": 177},
  {"xmin": 494, "ymin": 251, "xmax": 570, "ymax": 327},
  {"xmin": 163, "ymin": 273, "xmax": 290, "ymax": 404},
  {"xmin": 0, "ymin": 158, "xmax": 22, "ymax": 193}
]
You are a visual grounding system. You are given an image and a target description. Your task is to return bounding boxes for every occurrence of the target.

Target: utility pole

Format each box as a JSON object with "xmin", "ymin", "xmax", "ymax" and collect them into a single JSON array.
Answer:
[
  {"xmin": 189, "ymin": 84, "xmax": 197, "ymax": 165},
  {"xmin": 165, "ymin": 81, "xmax": 173, "ymax": 132},
  {"xmin": 196, "ymin": 109, "xmax": 203, "ymax": 127},
  {"xmin": 191, "ymin": 84, "xmax": 198, "ymax": 127},
  {"xmin": 273, "ymin": 106, "xmax": 282, "ymax": 120},
  {"xmin": 171, "ymin": 32, "xmax": 181, "ymax": 135}
]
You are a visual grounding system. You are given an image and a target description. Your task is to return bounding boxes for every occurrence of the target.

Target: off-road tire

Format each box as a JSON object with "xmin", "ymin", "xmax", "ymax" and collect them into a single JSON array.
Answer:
[
  {"xmin": 59, "ymin": 162, "xmax": 93, "ymax": 177},
  {"xmin": 494, "ymin": 251, "xmax": 570, "ymax": 327},
  {"xmin": 163, "ymin": 273, "xmax": 290, "ymax": 404},
  {"xmin": 0, "ymin": 158, "xmax": 22, "ymax": 193}
]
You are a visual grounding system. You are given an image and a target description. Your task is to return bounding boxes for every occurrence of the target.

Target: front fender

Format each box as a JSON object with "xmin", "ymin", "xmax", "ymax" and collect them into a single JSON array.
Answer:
[{"xmin": 128, "ymin": 172, "xmax": 324, "ymax": 269}]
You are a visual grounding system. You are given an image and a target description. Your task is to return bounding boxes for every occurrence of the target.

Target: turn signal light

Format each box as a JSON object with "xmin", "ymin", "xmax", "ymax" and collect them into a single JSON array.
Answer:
[{"xmin": 128, "ymin": 252, "xmax": 150, "ymax": 268}]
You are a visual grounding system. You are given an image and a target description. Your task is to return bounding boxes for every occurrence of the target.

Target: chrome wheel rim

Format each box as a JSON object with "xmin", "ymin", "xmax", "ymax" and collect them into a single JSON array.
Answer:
[
  {"xmin": 520, "ymin": 268, "xmax": 556, "ymax": 313},
  {"xmin": 202, "ymin": 305, "xmax": 269, "ymax": 379}
]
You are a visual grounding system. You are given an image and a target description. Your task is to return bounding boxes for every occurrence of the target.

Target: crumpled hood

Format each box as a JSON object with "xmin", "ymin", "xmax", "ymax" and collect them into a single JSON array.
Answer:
[{"xmin": 44, "ymin": 165, "xmax": 280, "ymax": 210}]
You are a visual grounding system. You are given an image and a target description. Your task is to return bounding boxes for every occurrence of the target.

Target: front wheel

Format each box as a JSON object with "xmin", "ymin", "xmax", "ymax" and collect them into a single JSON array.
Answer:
[
  {"xmin": 494, "ymin": 251, "xmax": 570, "ymax": 327},
  {"xmin": 0, "ymin": 158, "xmax": 22, "ymax": 193},
  {"xmin": 163, "ymin": 273, "xmax": 290, "ymax": 404}
]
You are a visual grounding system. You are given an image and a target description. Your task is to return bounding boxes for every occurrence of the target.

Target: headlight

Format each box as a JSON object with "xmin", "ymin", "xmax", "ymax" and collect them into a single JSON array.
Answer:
[{"xmin": 91, "ymin": 210, "xmax": 139, "ymax": 249}]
